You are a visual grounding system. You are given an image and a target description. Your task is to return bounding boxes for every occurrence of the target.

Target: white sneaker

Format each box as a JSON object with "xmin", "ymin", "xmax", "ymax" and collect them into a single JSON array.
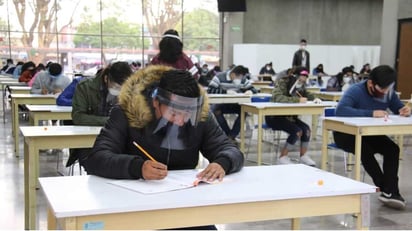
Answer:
[
  {"xmin": 300, "ymin": 154, "xmax": 316, "ymax": 167},
  {"xmin": 277, "ymin": 156, "xmax": 293, "ymax": 165}
]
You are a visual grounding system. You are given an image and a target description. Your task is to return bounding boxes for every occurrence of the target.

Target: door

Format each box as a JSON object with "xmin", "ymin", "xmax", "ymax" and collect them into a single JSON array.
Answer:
[{"xmin": 396, "ymin": 19, "xmax": 412, "ymax": 100}]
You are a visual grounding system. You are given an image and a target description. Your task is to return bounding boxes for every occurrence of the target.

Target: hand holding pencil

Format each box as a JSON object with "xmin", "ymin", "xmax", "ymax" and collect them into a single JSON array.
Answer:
[
  {"xmin": 133, "ymin": 141, "xmax": 168, "ymax": 180},
  {"xmin": 296, "ymin": 91, "xmax": 308, "ymax": 103}
]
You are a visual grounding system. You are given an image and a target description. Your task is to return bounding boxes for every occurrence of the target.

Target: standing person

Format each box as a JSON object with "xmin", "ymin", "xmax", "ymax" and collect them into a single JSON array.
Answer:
[
  {"xmin": 333, "ymin": 65, "xmax": 410, "ymax": 210},
  {"xmin": 207, "ymin": 65, "xmax": 258, "ymax": 141},
  {"xmin": 150, "ymin": 29, "xmax": 198, "ymax": 78},
  {"xmin": 66, "ymin": 62, "xmax": 133, "ymax": 168},
  {"xmin": 292, "ymin": 39, "xmax": 310, "ymax": 71},
  {"xmin": 84, "ymin": 66, "xmax": 244, "ymax": 229},
  {"xmin": 265, "ymin": 70, "xmax": 320, "ymax": 166},
  {"xmin": 30, "ymin": 62, "xmax": 71, "ymax": 95}
]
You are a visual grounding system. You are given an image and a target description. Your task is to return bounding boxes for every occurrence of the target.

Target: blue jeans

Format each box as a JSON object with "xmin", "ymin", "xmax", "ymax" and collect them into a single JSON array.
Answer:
[{"xmin": 212, "ymin": 103, "xmax": 241, "ymax": 139}]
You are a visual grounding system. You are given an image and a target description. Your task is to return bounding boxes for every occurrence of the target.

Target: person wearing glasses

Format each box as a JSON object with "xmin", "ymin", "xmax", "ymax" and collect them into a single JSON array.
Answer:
[{"xmin": 334, "ymin": 65, "xmax": 411, "ymax": 210}]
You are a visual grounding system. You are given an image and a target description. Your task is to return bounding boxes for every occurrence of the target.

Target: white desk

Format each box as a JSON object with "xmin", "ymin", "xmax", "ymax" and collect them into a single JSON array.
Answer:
[
  {"xmin": 313, "ymin": 91, "xmax": 343, "ymax": 101},
  {"xmin": 26, "ymin": 105, "xmax": 72, "ymax": 126},
  {"xmin": 39, "ymin": 164, "xmax": 376, "ymax": 230},
  {"xmin": 1, "ymin": 81, "xmax": 27, "ymax": 123},
  {"xmin": 207, "ymin": 93, "xmax": 272, "ymax": 104},
  {"xmin": 321, "ymin": 115, "xmax": 412, "ymax": 180},
  {"xmin": 11, "ymin": 94, "xmax": 56, "ymax": 157},
  {"xmin": 240, "ymin": 102, "xmax": 337, "ymax": 165},
  {"xmin": 8, "ymin": 85, "xmax": 32, "ymax": 94},
  {"xmin": 20, "ymin": 125, "xmax": 102, "ymax": 230}
]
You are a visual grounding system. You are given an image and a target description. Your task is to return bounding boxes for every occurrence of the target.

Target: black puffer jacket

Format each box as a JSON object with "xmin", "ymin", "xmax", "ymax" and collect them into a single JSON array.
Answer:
[{"xmin": 85, "ymin": 65, "xmax": 244, "ymax": 179}]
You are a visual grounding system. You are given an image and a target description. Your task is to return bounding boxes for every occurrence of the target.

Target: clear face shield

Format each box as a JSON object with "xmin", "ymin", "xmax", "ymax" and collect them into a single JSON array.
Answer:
[{"xmin": 152, "ymin": 88, "xmax": 203, "ymax": 150}]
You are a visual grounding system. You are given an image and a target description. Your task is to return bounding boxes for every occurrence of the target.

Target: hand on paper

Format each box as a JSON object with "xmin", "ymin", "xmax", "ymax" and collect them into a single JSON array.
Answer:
[
  {"xmin": 196, "ymin": 163, "xmax": 225, "ymax": 182},
  {"xmin": 399, "ymin": 106, "xmax": 411, "ymax": 117},
  {"xmin": 373, "ymin": 110, "xmax": 388, "ymax": 118},
  {"xmin": 299, "ymin": 97, "xmax": 308, "ymax": 103},
  {"xmin": 244, "ymin": 90, "xmax": 253, "ymax": 95},
  {"xmin": 142, "ymin": 160, "xmax": 168, "ymax": 180},
  {"xmin": 41, "ymin": 87, "xmax": 48, "ymax": 95},
  {"xmin": 313, "ymin": 98, "xmax": 322, "ymax": 104},
  {"xmin": 226, "ymin": 90, "xmax": 237, "ymax": 95}
]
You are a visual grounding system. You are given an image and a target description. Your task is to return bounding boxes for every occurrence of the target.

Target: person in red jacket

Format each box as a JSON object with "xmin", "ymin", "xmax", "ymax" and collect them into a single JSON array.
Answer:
[
  {"xmin": 18, "ymin": 61, "xmax": 36, "ymax": 83},
  {"xmin": 150, "ymin": 29, "xmax": 198, "ymax": 79}
]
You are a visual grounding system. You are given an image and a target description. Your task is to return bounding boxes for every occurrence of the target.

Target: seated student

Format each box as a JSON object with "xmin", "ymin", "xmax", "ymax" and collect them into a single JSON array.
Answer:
[
  {"xmin": 265, "ymin": 70, "xmax": 320, "ymax": 166},
  {"xmin": 18, "ymin": 61, "xmax": 36, "ymax": 83},
  {"xmin": 259, "ymin": 62, "xmax": 276, "ymax": 75},
  {"xmin": 56, "ymin": 73, "xmax": 93, "ymax": 106},
  {"xmin": 333, "ymin": 65, "xmax": 410, "ymax": 210},
  {"xmin": 207, "ymin": 65, "xmax": 258, "ymax": 141},
  {"xmin": 326, "ymin": 66, "xmax": 354, "ymax": 92},
  {"xmin": 311, "ymin": 63, "xmax": 328, "ymax": 87},
  {"xmin": 30, "ymin": 62, "xmax": 71, "ymax": 95},
  {"xmin": 66, "ymin": 61, "xmax": 132, "ymax": 168},
  {"xmin": 84, "ymin": 66, "xmax": 244, "ymax": 230}
]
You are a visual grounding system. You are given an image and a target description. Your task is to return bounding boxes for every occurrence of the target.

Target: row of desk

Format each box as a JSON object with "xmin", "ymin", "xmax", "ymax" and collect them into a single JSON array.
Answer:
[{"xmin": 5, "ymin": 89, "xmax": 408, "ymax": 230}]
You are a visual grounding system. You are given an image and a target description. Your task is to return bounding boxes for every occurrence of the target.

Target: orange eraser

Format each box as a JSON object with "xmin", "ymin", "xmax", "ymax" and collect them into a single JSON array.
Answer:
[
  {"xmin": 43, "ymin": 127, "xmax": 48, "ymax": 131},
  {"xmin": 317, "ymin": 180, "xmax": 324, "ymax": 186}
]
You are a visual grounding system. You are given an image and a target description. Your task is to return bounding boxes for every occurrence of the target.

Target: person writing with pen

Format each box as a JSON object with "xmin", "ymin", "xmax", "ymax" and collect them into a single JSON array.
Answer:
[
  {"xmin": 333, "ymin": 65, "xmax": 411, "ymax": 210},
  {"xmin": 265, "ymin": 69, "xmax": 321, "ymax": 166},
  {"xmin": 85, "ymin": 66, "xmax": 244, "ymax": 229}
]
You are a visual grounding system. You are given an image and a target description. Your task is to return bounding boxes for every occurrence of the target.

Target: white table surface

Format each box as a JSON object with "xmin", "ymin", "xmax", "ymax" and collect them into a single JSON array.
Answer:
[
  {"xmin": 25, "ymin": 105, "xmax": 72, "ymax": 112},
  {"xmin": 39, "ymin": 164, "xmax": 376, "ymax": 218},
  {"xmin": 241, "ymin": 101, "xmax": 337, "ymax": 108},
  {"xmin": 321, "ymin": 115, "xmax": 412, "ymax": 126},
  {"xmin": 20, "ymin": 125, "xmax": 102, "ymax": 137}
]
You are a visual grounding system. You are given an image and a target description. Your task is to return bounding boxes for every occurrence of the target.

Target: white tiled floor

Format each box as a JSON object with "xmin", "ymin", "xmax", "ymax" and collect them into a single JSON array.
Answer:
[{"xmin": 1, "ymin": 109, "xmax": 412, "ymax": 229}]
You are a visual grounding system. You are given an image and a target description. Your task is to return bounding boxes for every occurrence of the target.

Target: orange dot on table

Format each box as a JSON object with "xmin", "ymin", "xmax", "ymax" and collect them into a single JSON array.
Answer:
[
  {"xmin": 317, "ymin": 180, "xmax": 324, "ymax": 186},
  {"xmin": 43, "ymin": 127, "xmax": 48, "ymax": 131}
]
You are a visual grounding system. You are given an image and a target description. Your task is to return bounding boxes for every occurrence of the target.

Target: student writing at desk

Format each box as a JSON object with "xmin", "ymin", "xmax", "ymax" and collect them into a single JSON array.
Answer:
[
  {"xmin": 333, "ymin": 65, "xmax": 411, "ymax": 210},
  {"xmin": 30, "ymin": 62, "xmax": 71, "ymax": 95},
  {"xmin": 265, "ymin": 70, "xmax": 321, "ymax": 166},
  {"xmin": 84, "ymin": 66, "xmax": 244, "ymax": 230},
  {"xmin": 66, "ymin": 62, "xmax": 133, "ymax": 168},
  {"xmin": 207, "ymin": 65, "xmax": 258, "ymax": 142}
]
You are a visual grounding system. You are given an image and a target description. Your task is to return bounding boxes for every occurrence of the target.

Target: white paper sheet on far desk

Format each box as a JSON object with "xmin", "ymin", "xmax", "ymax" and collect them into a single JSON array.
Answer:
[{"xmin": 108, "ymin": 170, "xmax": 221, "ymax": 194}]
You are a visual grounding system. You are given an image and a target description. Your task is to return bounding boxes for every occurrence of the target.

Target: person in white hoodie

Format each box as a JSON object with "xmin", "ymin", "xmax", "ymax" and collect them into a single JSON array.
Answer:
[{"xmin": 30, "ymin": 62, "xmax": 71, "ymax": 95}]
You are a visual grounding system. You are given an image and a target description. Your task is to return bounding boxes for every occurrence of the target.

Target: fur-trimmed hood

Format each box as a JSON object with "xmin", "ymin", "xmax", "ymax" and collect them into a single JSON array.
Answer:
[{"xmin": 118, "ymin": 65, "xmax": 210, "ymax": 128}]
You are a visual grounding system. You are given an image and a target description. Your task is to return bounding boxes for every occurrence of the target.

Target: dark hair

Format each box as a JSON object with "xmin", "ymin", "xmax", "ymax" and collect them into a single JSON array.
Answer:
[
  {"xmin": 48, "ymin": 63, "xmax": 62, "ymax": 76},
  {"xmin": 105, "ymin": 61, "xmax": 132, "ymax": 85},
  {"xmin": 21, "ymin": 61, "xmax": 36, "ymax": 73},
  {"xmin": 7, "ymin": 58, "xmax": 13, "ymax": 64},
  {"xmin": 158, "ymin": 29, "xmax": 183, "ymax": 63},
  {"xmin": 231, "ymin": 65, "xmax": 249, "ymax": 75},
  {"xmin": 369, "ymin": 65, "xmax": 396, "ymax": 88},
  {"xmin": 300, "ymin": 39, "xmax": 307, "ymax": 43},
  {"xmin": 342, "ymin": 66, "xmax": 353, "ymax": 75},
  {"xmin": 159, "ymin": 69, "xmax": 200, "ymax": 98}
]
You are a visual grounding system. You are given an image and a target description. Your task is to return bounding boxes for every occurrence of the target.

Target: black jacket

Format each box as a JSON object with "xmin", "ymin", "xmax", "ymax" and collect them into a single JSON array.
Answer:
[{"xmin": 85, "ymin": 65, "xmax": 244, "ymax": 179}]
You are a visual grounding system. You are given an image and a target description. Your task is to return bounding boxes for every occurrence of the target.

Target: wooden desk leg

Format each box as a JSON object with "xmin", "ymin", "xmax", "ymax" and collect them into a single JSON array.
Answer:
[
  {"xmin": 257, "ymin": 112, "xmax": 263, "ymax": 165},
  {"xmin": 240, "ymin": 109, "xmax": 245, "ymax": 154},
  {"xmin": 398, "ymin": 135, "xmax": 404, "ymax": 160},
  {"xmin": 321, "ymin": 122, "xmax": 329, "ymax": 170},
  {"xmin": 13, "ymin": 99, "xmax": 19, "ymax": 157},
  {"xmin": 24, "ymin": 141, "xmax": 30, "ymax": 229},
  {"xmin": 291, "ymin": 218, "xmax": 301, "ymax": 230},
  {"xmin": 2, "ymin": 85, "xmax": 5, "ymax": 123},
  {"xmin": 47, "ymin": 207, "xmax": 57, "ymax": 230},
  {"xmin": 354, "ymin": 133, "xmax": 362, "ymax": 181},
  {"xmin": 312, "ymin": 114, "xmax": 318, "ymax": 141}
]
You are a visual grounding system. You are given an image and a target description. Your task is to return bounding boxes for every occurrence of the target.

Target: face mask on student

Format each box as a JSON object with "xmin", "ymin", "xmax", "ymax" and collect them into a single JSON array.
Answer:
[
  {"xmin": 108, "ymin": 87, "xmax": 121, "ymax": 96},
  {"xmin": 232, "ymin": 78, "xmax": 242, "ymax": 85}
]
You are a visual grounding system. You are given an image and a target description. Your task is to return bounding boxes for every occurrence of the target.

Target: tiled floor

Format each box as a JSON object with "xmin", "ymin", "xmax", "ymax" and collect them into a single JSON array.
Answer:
[{"xmin": 1, "ymin": 107, "xmax": 412, "ymax": 230}]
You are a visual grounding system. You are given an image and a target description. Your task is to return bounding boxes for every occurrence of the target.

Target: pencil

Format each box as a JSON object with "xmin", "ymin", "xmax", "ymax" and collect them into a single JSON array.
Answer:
[
  {"xmin": 295, "ymin": 91, "xmax": 303, "ymax": 98},
  {"xmin": 132, "ymin": 141, "xmax": 157, "ymax": 162}
]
